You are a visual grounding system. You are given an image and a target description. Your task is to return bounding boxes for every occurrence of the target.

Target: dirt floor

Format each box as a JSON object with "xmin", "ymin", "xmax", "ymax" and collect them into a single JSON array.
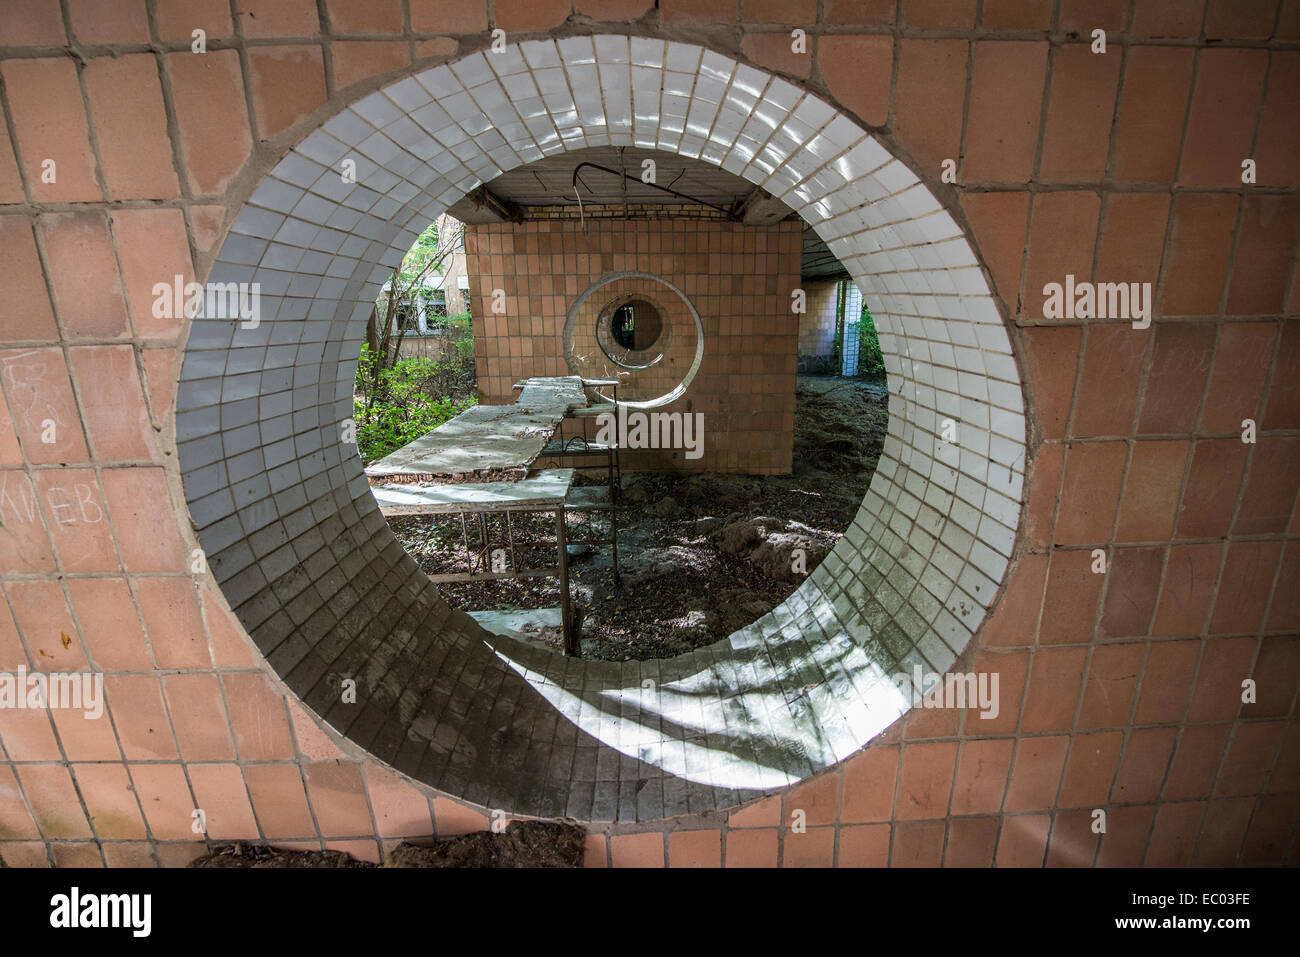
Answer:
[
  {"xmin": 187, "ymin": 821, "xmax": 585, "ymax": 868},
  {"xmin": 389, "ymin": 375, "xmax": 889, "ymax": 661}
]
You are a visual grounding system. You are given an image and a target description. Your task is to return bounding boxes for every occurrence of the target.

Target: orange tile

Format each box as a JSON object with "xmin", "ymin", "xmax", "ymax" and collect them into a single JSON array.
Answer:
[
  {"xmin": 222, "ymin": 673, "xmax": 295, "ymax": 761},
  {"xmin": 165, "ymin": 50, "xmax": 253, "ymax": 195},
  {"xmin": 1, "ymin": 58, "xmax": 100, "ymax": 203},
  {"xmin": 112, "ymin": 208, "xmax": 195, "ymax": 340},
  {"xmin": 0, "ymin": 765, "xmax": 40, "ymax": 839},
  {"xmin": 1039, "ymin": 45, "xmax": 1120, "ymax": 182},
  {"xmin": 964, "ymin": 41, "xmax": 1048, "ymax": 183},
  {"xmin": 837, "ymin": 823, "xmax": 890, "ymax": 867},
  {"xmin": 331, "ymin": 40, "xmax": 410, "ymax": 89},
  {"xmin": 1186, "ymin": 638, "xmax": 1258, "ymax": 722},
  {"xmin": 244, "ymin": 764, "xmax": 316, "ymax": 839},
  {"xmin": 431, "ymin": 797, "xmax": 488, "ymax": 836},
  {"xmin": 155, "ymin": 0, "xmax": 233, "ymax": 42},
  {"xmin": 237, "ymin": 0, "xmax": 319, "ymax": 37},
  {"xmin": 668, "ymin": 829, "xmax": 721, "ymax": 868},
  {"xmin": 1004, "ymin": 736, "xmax": 1069, "ymax": 811},
  {"xmin": 1040, "ymin": 549, "xmax": 1102, "ymax": 644},
  {"xmin": 1159, "ymin": 194, "xmax": 1239, "ymax": 317},
  {"xmin": 69, "ymin": 346, "xmax": 160, "ymax": 462},
  {"xmin": 724, "ymin": 827, "xmax": 777, "ymax": 867},
  {"xmin": 105, "ymin": 675, "xmax": 178, "ymax": 761},
  {"xmin": 1180, "ymin": 49, "xmax": 1268, "ymax": 188},
  {"xmin": 1058, "ymin": 732, "xmax": 1123, "ymax": 808},
  {"xmin": 1146, "ymin": 801, "xmax": 1205, "ymax": 866},
  {"xmin": 304, "ymin": 762, "xmax": 372, "ymax": 837},
  {"xmin": 1020, "ymin": 648, "xmax": 1087, "ymax": 733},
  {"xmin": 944, "ymin": 817, "xmax": 999, "ymax": 867},
  {"xmin": 163, "ymin": 673, "xmax": 235, "ymax": 761},
  {"xmin": 610, "ymin": 831, "xmax": 663, "ymax": 868},
  {"xmin": 1077, "ymin": 643, "xmax": 1144, "ymax": 729},
  {"xmin": 1045, "ymin": 808, "xmax": 1101, "ymax": 866},
  {"xmin": 783, "ymin": 769, "xmax": 840, "ymax": 828},
  {"xmin": 896, "ymin": 741, "xmax": 958, "ymax": 820},
  {"xmin": 903, "ymin": 0, "xmax": 977, "ymax": 28},
  {"xmin": 363, "ymin": 764, "xmax": 432, "ymax": 839},
  {"xmin": 17, "ymin": 764, "xmax": 92, "ymax": 838},
  {"xmin": 40, "ymin": 211, "xmax": 130, "ymax": 338},
  {"xmin": 1113, "ymin": 47, "xmax": 1195, "ymax": 182},
  {"xmin": 100, "ymin": 468, "xmax": 189, "ymax": 573},
  {"xmin": 951, "ymin": 738, "xmax": 1013, "ymax": 815},
  {"xmin": 995, "ymin": 813, "xmax": 1051, "ymax": 866},
  {"xmin": 74, "ymin": 763, "xmax": 148, "ymax": 839},
  {"xmin": 781, "ymin": 825, "xmax": 835, "ymax": 867},
  {"xmin": 83, "ymin": 54, "xmax": 180, "ymax": 200},
  {"xmin": 0, "ymin": 0, "xmax": 66, "ymax": 45},
  {"xmin": 247, "ymin": 46, "xmax": 328, "ymax": 138}
]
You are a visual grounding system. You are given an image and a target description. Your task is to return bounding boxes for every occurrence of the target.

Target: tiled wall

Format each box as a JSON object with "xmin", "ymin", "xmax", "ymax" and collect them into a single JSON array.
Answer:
[
  {"xmin": 0, "ymin": 0, "xmax": 1294, "ymax": 869},
  {"xmin": 798, "ymin": 280, "xmax": 839, "ymax": 358},
  {"xmin": 466, "ymin": 216, "xmax": 801, "ymax": 473}
]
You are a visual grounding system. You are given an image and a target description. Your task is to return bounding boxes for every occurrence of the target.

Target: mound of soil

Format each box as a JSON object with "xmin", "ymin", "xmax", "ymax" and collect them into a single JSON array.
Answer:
[
  {"xmin": 388, "ymin": 820, "xmax": 585, "ymax": 868},
  {"xmin": 390, "ymin": 375, "xmax": 888, "ymax": 661},
  {"xmin": 186, "ymin": 820, "xmax": 585, "ymax": 868},
  {"xmin": 188, "ymin": 843, "xmax": 375, "ymax": 868}
]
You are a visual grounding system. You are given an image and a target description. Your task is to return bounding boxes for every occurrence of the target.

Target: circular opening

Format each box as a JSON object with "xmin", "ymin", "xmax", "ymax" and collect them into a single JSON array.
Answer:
[
  {"xmin": 178, "ymin": 37, "xmax": 1026, "ymax": 821},
  {"xmin": 566, "ymin": 273, "xmax": 702, "ymax": 406},
  {"xmin": 597, "ymin": 295, "xmax": 669, "ymax": 369},
  {"xmin": 609, "ymin": 299, "xmax": 661, "ymax": 351}
]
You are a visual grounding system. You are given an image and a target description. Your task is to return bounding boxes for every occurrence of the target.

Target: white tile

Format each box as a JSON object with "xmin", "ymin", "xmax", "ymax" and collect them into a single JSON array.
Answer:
[
  {"xmin": 664, "ymin": 42, "xmax": 701, "ymax": 74},
  {"xmin": 520, "ymin": 38, "xmax": 562, "ymax": 70},
  {"xmin": 450, "ymin": 52, "xmax": 494, "ymax": 88},
  {"xmin": 556, "ymin": 35, "xmax": 596, "ymax": 65}
]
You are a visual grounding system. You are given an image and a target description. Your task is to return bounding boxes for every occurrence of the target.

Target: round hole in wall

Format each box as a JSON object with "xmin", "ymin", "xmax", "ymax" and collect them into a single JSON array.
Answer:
[
  {"xmin": 567, "ymin": 273, "xmax": 702, "ymax": 406},
  {"xmin": 595, "ymin": 294, "xmax": 670, "ymax": 370},
  {"xmin": 178, "ymin": 36, "xmax": 1028, "ymax": 822},
  {"xmin": 609, "ymin": 299, "xmax": 662, "ymax": 351}
]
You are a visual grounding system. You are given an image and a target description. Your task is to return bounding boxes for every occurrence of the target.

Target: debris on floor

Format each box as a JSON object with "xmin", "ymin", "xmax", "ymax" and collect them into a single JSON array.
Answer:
[
  {"xmin": 186, "ymin": 820, "xmax": 586, "ymax": 868},
  {"xmin": 388, "ymin": 820, "xmax": 586, "ymax": 868},
  {"xmin": 390, "ymin": 374, "xmax": 888, "ymax": 661},
  {"xmin": 187, "ymin": 843, "xmax": 375, "ymax": 868}
]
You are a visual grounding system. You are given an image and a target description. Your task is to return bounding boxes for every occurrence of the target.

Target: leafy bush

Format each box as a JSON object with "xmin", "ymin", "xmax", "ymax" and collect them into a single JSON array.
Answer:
[
  {"xmin": 353, "ymin": 344, "xmax": 476, "ymax": 462},
  {"xmin": 850, "ymin": 303, "xmax": 886, "ymax": 379}
]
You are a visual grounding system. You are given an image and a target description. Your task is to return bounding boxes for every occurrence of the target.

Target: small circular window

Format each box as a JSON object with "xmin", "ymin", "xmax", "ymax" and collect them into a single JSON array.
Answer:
[
  {"xmin": 610, "ymin": 299, "xmax": 662, "ymax": 350},
  {"xmin": 597, "ymin": 295, "xmax": 669, "ymax": 368}
]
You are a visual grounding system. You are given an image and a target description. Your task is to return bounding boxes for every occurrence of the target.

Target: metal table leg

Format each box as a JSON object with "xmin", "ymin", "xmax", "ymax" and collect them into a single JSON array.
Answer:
[{"xmin": 555, "ymin": 507, "xmax": 576, "ymax": 656}]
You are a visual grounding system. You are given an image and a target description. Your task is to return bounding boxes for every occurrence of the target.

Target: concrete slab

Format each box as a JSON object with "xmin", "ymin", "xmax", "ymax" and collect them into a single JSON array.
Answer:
[
  {"xmin": 364, "ymin": 376, "xmax": 588, "ymax": 482},
  {"xmin": 469, "ymin": 607, "xmax": 563, "ymax": 640},
  {"xmin": 371, "ymin": 469, "xmax": 574, "ymax": 515}
]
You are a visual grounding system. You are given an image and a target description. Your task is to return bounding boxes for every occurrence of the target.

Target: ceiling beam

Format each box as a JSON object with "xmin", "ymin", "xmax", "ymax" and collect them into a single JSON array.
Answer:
[
  {"xmin": 734, "ymin": 186, "xmax": 795, "ymax": 226},
  {"xmin": 449, "ymin": 185, "xmax": 525, "ymax": 224}
]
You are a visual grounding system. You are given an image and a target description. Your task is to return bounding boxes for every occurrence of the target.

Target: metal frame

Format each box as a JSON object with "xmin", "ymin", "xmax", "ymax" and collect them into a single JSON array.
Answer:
[
  {"xmin": 374, "ymin": 470, "xmax": 581, "ymax": 656},
  {"xmin": 426, "ymin": 502, "xmax": 577, "ymax": 656}
]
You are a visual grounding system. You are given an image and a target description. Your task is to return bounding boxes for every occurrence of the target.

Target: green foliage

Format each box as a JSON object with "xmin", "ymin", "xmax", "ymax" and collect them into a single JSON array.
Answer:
[
  {"xmin": 850, "ymin": 303, "xmax": 886, "ymax": 379},
  {"xmin": 437, "ymin": 311, "xmax": 476, "ymax": 366},
  {"xmin": 353, "ymin": 343, "xmax": 476, "ymax": 462},
  {"xmin": 355, "ymin": 215, "xmax": 478, "ymax": 463}
]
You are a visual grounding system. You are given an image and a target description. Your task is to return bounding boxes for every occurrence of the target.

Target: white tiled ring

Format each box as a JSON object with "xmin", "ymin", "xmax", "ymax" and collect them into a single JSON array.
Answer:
[{"xmin": 177, "ymin": 36, "xmax": 1026, "ymax": 821}]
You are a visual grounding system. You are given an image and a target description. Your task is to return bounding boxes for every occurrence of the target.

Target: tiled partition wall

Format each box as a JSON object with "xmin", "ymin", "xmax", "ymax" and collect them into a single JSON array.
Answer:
[
  {"xmin": 466, "ymin": 216, "xmax": 802, "ymax": 474},
  {"xmin": 798, "ymin": 280, "xmax": 840, "ymax": 360},
  {"xmin": 0, "ymin": 1, "xmax": 1294, "ymax": 868}
]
